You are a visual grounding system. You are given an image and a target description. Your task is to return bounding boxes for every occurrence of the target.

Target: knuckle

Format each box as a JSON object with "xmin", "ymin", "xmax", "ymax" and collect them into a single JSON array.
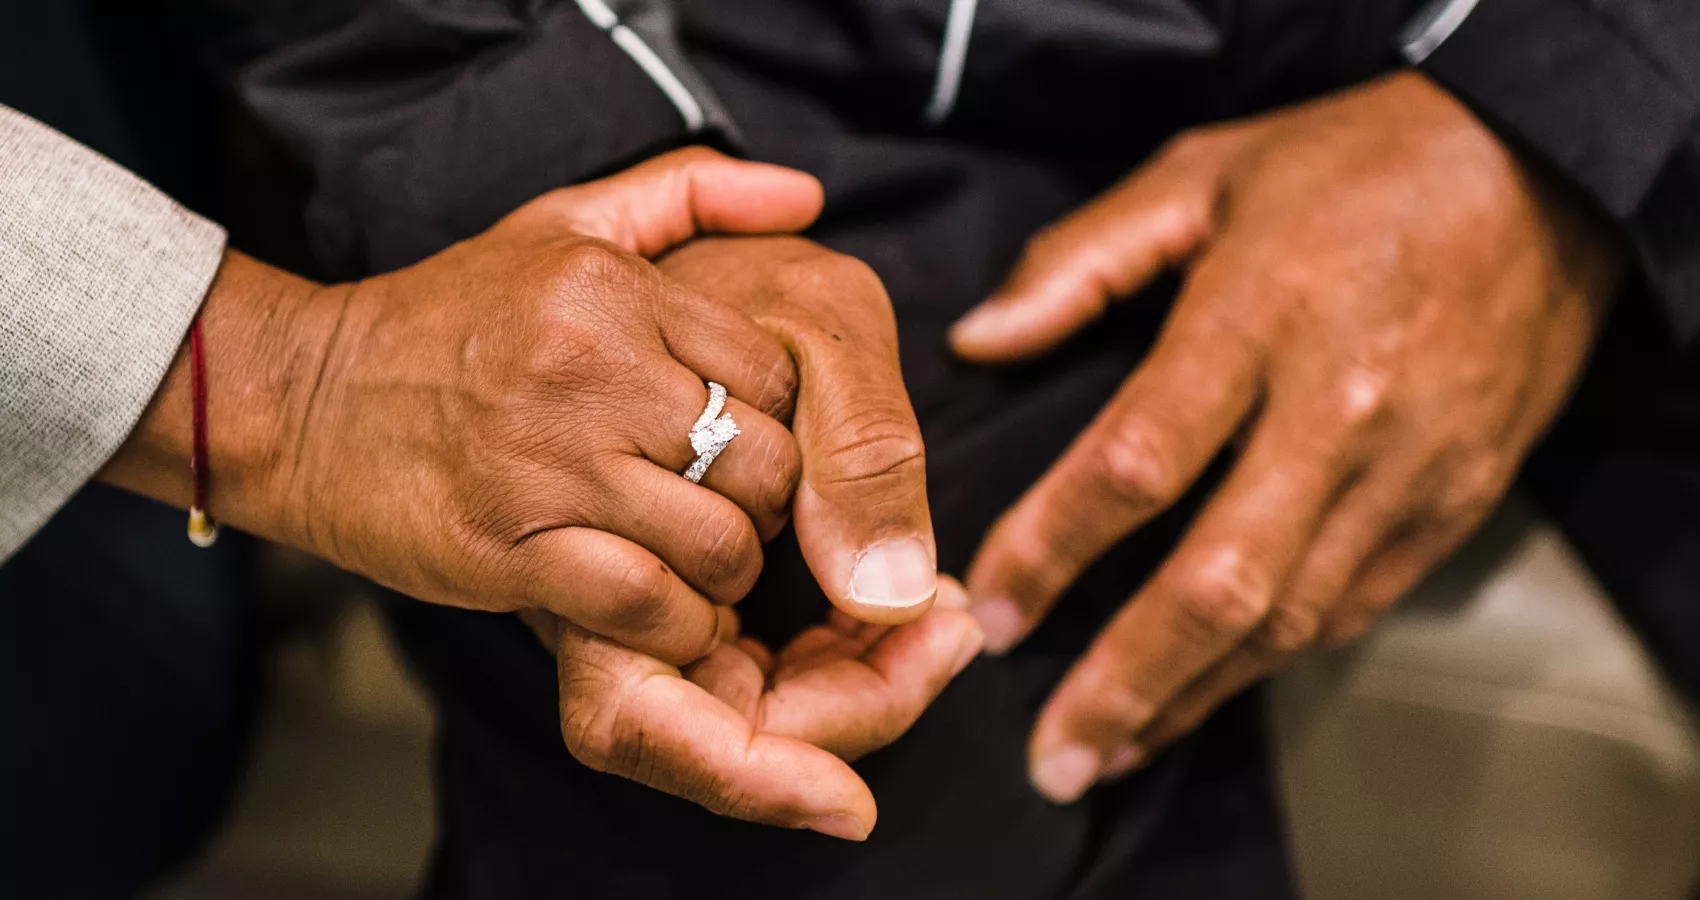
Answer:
[
  {"xmin": 1259, "ymin": 604, "xmax": 1322, "ymax": 654},
  {"xmin": 1435, "ymin": 452, "xmax": 1510, "ymax": 525},
  {"xmin": 561, "ymin": 674, "xmax": 666, "ymax": 786},
  {"xmin": 1333, "ymin": 364, "xmax": 1393, "ymax": 432},
  {"xmin": 601, "ymin": 554, "xmax": 677, "ymax": 636},
  {"xmin": 817, "ymin": 413, "xmax": 927, "ymax": 490},
  {"xmin": 756, "ymin": 432, "xmax": 804, "ymax": 518},
  {"xmin": 750, "ymin": 353, "xmax": 800, "ymax": 420},
  {"xmin": 1076, "ymin": 664, "xmax": 1159, "ymax": 732},
  {"xmin": 781, "ymin": 250, "xmax": 884, "ymax": 297},
  {"xmin": 1095, "ymin": 426, "xmax": 1180, "ymax": 509},
  {"xmin": 1169, "ymin": 551, "xmax": 1275, "ymax": 636},
  {"xmin": 1001, "ymin": 519, "xmax": 1062, "ymax": 578},
  {"xmin": 559, "ymin": 675, "xmax": 626, "ymax": 772},
  {"xmin": 554, "ymin": 240, "xmax": 643, "ymax": 293},
  {"xmin": 693, "ymin": 511, "xmax": 762, "ymax": 599}
]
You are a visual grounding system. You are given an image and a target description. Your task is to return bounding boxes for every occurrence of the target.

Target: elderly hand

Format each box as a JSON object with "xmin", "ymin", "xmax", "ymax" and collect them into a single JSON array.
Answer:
[
  {"xmin": 524, "ymin": 234, "xmax": 983, "ymax": 839},
  {"xmin": 111, "ymin": 148, "xmax": 825, "ymax": 666},
  {"xmin": 948, "ymin": 71, "xmax": 1622, "ymax": 802},
  {"xmin": 110, "ymin": 150, "xmax": 978, "ymax": 839}
]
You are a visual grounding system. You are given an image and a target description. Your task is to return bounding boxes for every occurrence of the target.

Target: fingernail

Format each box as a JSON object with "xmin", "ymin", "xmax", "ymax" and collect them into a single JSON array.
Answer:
[
  {"xmin": 1031, "ymin": 745, "xmax": 1101, "ymax": 805},
  {"xmin": 949, "ymin": 305, "xmax": 1005, "ymax": 346},
  {"xmin": 849, "ymin": 539, "xmax": 936, "ymax": 608},
  {"xmin": 971, "ymin": 596, "xmax": 1025, "ymax": 655},
  {"xmin": 805, "ymin": 813, "xmax": 870, "ymax": 841},
  {"xmin": 951, "ymin": 625, "xmax": 986, "ymax": 676},
  {"xmin": 1101, "ymin": 744, "xmax": 1145, "ymax": 781}
]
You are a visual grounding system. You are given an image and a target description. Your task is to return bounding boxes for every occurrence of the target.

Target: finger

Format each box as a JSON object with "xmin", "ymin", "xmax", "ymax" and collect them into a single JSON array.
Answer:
[
  {"xmin": 1320, "ymin": 516, "xmax": 1480, "ymax": 646},
  {"xmin": 965, "ymin": 267, "xmax": 1263, "ymax": 653},
  {"xmin": 635, "ymin": 369, "xmax": 801, "ymax": 542},
  {"xmin": 600, "ymin": 460, "xmax": 767, "ymax": 605},
  {"xmin": 517, "ymin": 608, "xmax": 560, "ymax": 651},
  {"xmin": 739, "ymin": 637, "xmax": 776, "ymax": 676},
  {"xmin": 1230, "ymin": 465, "xmax": 1412, "ymax": 658},
  {"xmin": 535, "ymin": 147, "xmax": 825, "ymax": 258},
  {"xmin": 1099, "ymin": 462, "xmax": 1425, "ymax": 774},
  {"xmin": 554, "ymin": 621, "xmax": 876, "ymax": 840},
  {"xmin": 661, "ymin": 284, "xmax": 800, "ymax": 422},
  {"xmin": 1107, "ymin": 648, "xmax": 1279, "ymax": 778},
  {"xmin": 513, "ymin": 528, "xmax": 727, "ymax": 667},
  {"xmin": 773, "ymin": 258, "xmax": 939, "ymax": 626},
  {"xmin": 1027, "ymin": 403, "xmax": 1358, "ymax": 804},
  {"xmin": 684, "ymin": 640, "xmax": 766, "ymax": 722},
  {"xmin": 694, "ymin": 401, "xmax": 803, "ymax": 544},
  {"xmin": 950, "ymin": 137, "xmax": 1225, "ymax": 362},
  {"xmin": 761, "ymin": 579, "xmax": 984, "ymax": 760}
]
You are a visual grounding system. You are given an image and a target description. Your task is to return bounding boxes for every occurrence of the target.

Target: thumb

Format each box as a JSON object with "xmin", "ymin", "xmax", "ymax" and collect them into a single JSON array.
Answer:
[
  {"xmin": 525, "ymin": 146, "xmax": 825, "ymax": 258},
  {"xmin": 949, "ymin": 140, "xmax": 1224, "ymax": 362}
]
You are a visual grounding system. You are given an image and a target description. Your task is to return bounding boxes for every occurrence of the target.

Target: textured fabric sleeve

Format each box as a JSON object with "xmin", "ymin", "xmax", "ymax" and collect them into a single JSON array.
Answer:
[
  {"xmin": 1401, "ymin": 0, "xmax": 1700, "ymax": 347},
  {"xmin": 0, "ymin": 105, "xmax": 226, "ymax": 561},
  {"xmin": 230, "ymin": 0, "xmax": 738, "ymax": 278}
]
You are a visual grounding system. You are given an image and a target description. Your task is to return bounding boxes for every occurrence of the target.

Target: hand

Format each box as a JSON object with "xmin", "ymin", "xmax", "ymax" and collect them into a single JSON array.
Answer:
[
  {"xmin": 521, "ymin": 576, "xmax": 981, "ymax": 841},
  {"xmin": 107, "ymin": 148, "xmax": 823, "ymax": 667},
  {"xmin": 526, "ymin": 235, "xmax": 981, "ymax": 838},
  {"xmin": 949, "ymin": 72, "xmax": 1622, "ymax": 802}
]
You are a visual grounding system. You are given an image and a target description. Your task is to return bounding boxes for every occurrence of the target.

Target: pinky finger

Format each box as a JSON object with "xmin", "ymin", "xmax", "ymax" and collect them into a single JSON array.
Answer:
[
  {"xmin": 1319, "ymin": 518, "xmax": 1479, "ymax": 646},
  {"xmin": 1110, "ymin": 649, "xmax": 1280, "ymax": 779}
]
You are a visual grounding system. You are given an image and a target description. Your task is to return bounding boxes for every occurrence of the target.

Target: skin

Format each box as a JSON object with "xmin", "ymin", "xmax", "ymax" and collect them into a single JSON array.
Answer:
[
  {"xmin": 101, "ymin": 148, "xmax": 977, "ymax": 838},
  {"xmin": 525, "ymin": 234, "xmax": 988, "ymax": 839},
  {"xmin": 949, "ymin": 71, "xmax": 1624, "ymax": 803}
]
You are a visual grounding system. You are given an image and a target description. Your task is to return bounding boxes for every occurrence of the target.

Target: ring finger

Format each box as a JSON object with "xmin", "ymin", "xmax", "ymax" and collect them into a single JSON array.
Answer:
[{"xmin": 635, "ymin": 367, "xmax": 803, "ymax": 541}]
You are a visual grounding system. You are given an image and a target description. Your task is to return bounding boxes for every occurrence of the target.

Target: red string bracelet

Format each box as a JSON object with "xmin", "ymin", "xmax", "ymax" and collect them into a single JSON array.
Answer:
[{"xmin": 186, "ymin": 317, "xmax": 219, "ymax": 547}]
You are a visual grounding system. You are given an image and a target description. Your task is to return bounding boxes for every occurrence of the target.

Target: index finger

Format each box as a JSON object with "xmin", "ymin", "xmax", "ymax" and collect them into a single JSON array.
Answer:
[
  {"xmin": 964, "ymin": 259, "xmax": 1264, "ymax": 652},
  {"xmin": 553, "ymin": 620, "xmax": 878, "ymax": 840},
  {"xmin": 1026, "ymin": 400, "xmax": 1357, "ymax": 803}
]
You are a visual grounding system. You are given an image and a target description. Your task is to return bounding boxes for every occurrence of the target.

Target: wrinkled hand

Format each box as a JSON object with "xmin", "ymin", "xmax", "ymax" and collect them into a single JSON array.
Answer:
[
  {"xmin": 527, "ymin": 235, "xmax": 982, "ymax": 839},
  {"xmin": 522, "ymin": 577, "xmax": 980, "ymax": 841},
  {"xmin": 103, "ymin": 150, "xmax": 980, "ymax": 837},
  {"xmin": 950, "ymin": 72, "xmax": 1622, "ymax": 802},
  {"xmin": 263, "ymin": 148, "xmax": 822, "ymax": 664}
]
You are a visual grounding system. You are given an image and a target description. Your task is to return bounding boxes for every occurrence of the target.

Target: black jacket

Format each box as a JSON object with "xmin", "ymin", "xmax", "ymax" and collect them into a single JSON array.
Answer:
[{"xmin": 205, "ymin": 0, "xmax": 1700, "ymax": 693}]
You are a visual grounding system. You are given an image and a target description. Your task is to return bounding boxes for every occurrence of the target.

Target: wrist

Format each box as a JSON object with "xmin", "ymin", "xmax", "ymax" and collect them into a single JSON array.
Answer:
[{"xmin": 99, "ymin": 251, "xmax": 348, "ymax": 545}]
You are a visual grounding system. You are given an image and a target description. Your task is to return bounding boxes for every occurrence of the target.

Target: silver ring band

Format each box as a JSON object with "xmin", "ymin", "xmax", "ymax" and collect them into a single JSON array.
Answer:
[{"xmin": 684, "ymin": 381, "xmax": 739, "ymax": 484}]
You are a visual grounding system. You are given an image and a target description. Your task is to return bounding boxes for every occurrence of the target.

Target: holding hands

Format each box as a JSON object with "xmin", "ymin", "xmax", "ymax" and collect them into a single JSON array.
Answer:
[{"xmin": 108, "ymin": 148, "xmax": 979, "ymax": 839}]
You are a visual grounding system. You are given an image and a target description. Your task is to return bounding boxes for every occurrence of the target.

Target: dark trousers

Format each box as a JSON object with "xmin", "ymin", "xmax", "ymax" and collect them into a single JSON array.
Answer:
[{"xmin": 0, "ymin": 486, "xmax": 260, "ymax": 899}]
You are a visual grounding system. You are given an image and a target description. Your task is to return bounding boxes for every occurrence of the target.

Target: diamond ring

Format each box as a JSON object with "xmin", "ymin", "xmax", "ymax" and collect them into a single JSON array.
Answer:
[{"xmin": 684, "ymin": 382, "xmax": 739, "ymax": 484}]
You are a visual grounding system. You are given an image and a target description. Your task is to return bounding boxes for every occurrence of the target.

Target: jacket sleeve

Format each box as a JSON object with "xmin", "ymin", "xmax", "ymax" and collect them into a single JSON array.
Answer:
[
  {"xmin": 227, "ymin": 0, "xmax": 738, "ymax": 278},
  {"xmin": 1402, "ymin": 0, "xmax": 1700, "ymax": 347},
  {"xmin": 0, "ymin": 106, "xmax": 225, "ymax": 560}
]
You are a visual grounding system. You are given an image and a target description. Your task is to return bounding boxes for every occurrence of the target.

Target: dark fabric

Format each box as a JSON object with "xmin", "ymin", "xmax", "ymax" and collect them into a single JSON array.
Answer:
[
  {"xmin": 0, "ymin": 486, "xmax": 260, "ymax": 900},
  {"xmin": 0, "ymin": 6, "xmax": 257, "ymax": 897},
  {"xmin": 1418, "ymin": 0, "xmax": 1700, "ymax": 348}
]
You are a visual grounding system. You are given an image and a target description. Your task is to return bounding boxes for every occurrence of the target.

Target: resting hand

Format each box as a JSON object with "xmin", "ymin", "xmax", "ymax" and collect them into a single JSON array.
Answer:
[{"xmin": 950, "ymin": 72, "xmax": 1621, "ymax": 802}]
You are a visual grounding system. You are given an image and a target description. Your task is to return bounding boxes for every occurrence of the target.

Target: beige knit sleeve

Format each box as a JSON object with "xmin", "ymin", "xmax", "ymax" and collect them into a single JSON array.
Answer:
[{"xmin": 1, "ymin": 105, "xmax": 226, "ymax": 561}]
